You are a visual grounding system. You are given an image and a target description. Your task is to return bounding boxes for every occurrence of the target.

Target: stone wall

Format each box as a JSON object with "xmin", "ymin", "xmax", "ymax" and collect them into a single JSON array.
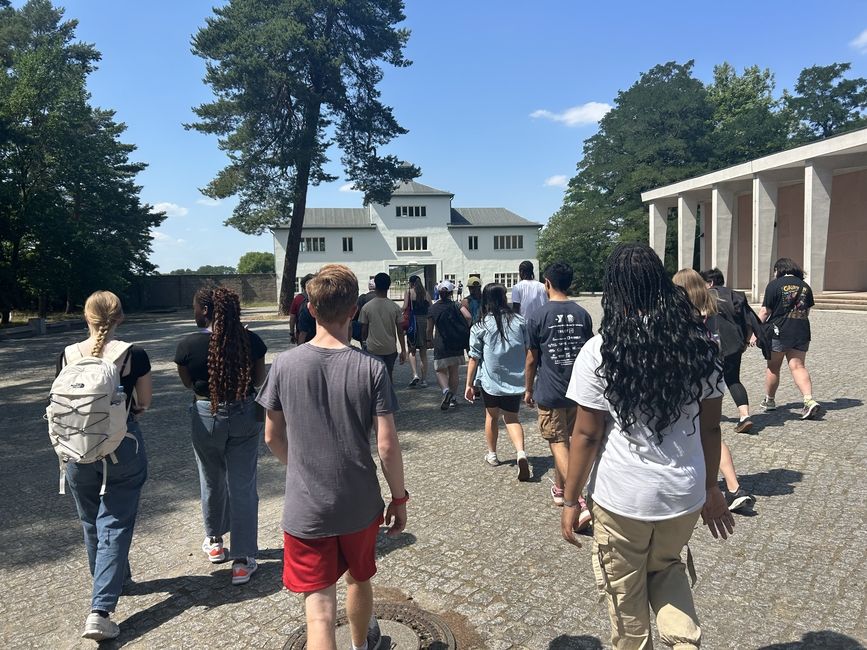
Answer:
[{"xmin": 128, "ymin": 274, "xmax": 277, "ymax": 310}]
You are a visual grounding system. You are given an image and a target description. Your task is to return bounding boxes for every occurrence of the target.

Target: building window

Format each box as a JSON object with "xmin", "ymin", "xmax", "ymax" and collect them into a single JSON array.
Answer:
[
  {"xmin": 342, "ymin": 237, "xmax": 353, "ymax": 253},
  {"xmin": 443, "ymin": 274, "xmax": 456, "ymax": 283},
  {"xmin": 468, "ymin": 235, "xmax": 478, "ymax": 250},
  {"xmin": 396, "ymin": 236, "xmax": 428, "ymax": 251},
  {"xmin": 300, "ymin": 237, "xmax": 325, "ymax": 253},
  {"xmin": 395, "ymin": 205, "xmax": 426, "ymax": 217},
  {"xmin": 493, "ymin": 235, "xmax": 523, "ymax": 250},
  {"xmin": 494, "ymin": 272, "xmax": 520, "ymax": 288}
]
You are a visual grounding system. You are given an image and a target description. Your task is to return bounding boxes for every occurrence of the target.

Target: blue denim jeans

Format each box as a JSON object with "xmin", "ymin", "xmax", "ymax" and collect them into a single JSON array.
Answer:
[
  {"xmin": 191, "ymin": 398, "xmax": 260, "ymax": 559},
  {"xmin": 65, "ymin": 420, "xmax": 147, "ymax": 612}
]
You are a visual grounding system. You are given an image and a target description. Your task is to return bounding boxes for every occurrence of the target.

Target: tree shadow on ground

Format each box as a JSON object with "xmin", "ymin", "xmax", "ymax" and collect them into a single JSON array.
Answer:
[
  {"xmin": 737, "ymin": 468, "xmax": 803, "ymax": 497},
  {"xmin": 757, "ymin": 630, "xmax": 866, "ymax": 649},
  {"xmin": 548, "ymin": 634, "xmax": 604, "ymax": 649}
]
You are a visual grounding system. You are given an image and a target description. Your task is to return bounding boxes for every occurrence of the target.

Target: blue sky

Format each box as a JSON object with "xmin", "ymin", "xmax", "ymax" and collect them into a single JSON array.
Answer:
[{"xmin": 20, "ymin": 0, "xmax": 867, "ymax": 272}]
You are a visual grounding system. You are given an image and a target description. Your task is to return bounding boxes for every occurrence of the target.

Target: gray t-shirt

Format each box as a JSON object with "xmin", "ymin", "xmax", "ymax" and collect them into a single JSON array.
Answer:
[{"xmin": 256, "ymin": 344, "xmax": 398, "ymax": 538}]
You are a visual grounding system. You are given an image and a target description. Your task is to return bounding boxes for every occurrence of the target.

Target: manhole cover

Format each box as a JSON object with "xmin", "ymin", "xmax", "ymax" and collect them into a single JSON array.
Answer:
[{"xmin": 284, "ymin": 602, "xmax": 456, "ymax": 649}]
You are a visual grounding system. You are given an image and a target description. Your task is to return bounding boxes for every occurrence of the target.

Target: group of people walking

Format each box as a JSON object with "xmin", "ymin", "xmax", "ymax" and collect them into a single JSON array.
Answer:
[{"xmin": 54, "ymin": 245, "xmax": 820, "ymax": 649}]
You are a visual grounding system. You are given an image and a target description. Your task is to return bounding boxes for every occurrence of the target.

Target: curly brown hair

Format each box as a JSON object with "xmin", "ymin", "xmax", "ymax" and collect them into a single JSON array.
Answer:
[{"xmin": 196, "ymin": 287, "xmax": 251, "ymax": 414}]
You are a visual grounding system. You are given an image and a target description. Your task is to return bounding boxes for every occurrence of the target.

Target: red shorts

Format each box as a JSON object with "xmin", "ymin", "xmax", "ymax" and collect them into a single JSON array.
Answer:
[{"xmin": 283, "ymin": 513, "xmax": 384, "ymax": 593}]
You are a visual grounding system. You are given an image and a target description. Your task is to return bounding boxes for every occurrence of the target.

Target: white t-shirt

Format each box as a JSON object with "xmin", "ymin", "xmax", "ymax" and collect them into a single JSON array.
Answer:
[
  {"xmin": 566, "ymin": 335, "xmax": 723, "ymax": 521},
  {"xmin": 511, "ymin": 280, "xmax": 548, "ymax": 324}
]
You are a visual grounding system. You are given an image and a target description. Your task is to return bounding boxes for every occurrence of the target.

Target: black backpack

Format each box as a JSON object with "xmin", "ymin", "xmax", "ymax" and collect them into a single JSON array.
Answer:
[
  {"xmin": 436, "ymin": 303, "xmax": 470, "ymax": 350},
  {"xmin": 714, "ymin": 287, "xmax": 748, "ymax": 358}
]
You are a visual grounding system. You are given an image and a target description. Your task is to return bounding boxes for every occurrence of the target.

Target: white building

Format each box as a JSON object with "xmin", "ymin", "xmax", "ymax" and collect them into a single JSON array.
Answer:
[{"xmin": 272, "ymin": 180, "xmax": 542, "ymax": 295}]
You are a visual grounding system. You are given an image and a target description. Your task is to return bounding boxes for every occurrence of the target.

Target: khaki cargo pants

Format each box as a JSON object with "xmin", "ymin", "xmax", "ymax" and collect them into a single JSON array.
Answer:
[{"xmin": 591, "ymin": 502, "xmax": 701, "ymax": 650}]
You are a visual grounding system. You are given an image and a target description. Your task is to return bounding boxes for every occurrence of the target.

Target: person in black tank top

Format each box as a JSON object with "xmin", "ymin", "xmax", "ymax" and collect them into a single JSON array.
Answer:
[{"xmin": 403, "ymin": 275, "xmax": 432, "ymax": 388}]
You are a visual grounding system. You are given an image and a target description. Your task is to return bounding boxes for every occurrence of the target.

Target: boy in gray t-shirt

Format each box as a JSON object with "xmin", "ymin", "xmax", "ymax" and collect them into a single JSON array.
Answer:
[{"xmin": 257, "ymin": 264, "xmax": 408, "ymax": 650}]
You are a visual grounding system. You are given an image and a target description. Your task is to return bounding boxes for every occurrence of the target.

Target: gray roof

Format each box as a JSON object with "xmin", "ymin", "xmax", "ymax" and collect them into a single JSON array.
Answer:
[
  {"xmin": 449, "ymin": 207, "xmax": 541, "ymax": 228},
  {"xmin": 392, "ymin": 180, "xmax": 453, "ymax": 197},
  {"xmin": 275, "ymin": 207, "xmax": 373, "ymax": 229}
]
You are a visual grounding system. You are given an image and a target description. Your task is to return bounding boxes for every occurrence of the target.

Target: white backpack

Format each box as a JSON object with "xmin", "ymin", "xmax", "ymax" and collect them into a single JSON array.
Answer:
[{"xmin": 46, "ymin": 340, "xmax": 138, "ymax": 495}]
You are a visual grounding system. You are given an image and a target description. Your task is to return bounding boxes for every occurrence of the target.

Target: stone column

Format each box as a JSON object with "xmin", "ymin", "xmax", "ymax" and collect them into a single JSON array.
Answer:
[
  {"xmin": 752, "ymin": 176, "xmax": 778, "ymax": 302},
  {"xmin": 803, "ymin": 162, "xmax": 832, "ymax": 294},
  {"xmin": 648, "ymin": 202, "xmax": 667, "ymax": 260},
  {"xmin": 677, "ymin": 195, "xmax": 697, "ymax": 270},
  {"xmin": 711, "ymin": 186, "xmax": 735, "ymax": 281}
]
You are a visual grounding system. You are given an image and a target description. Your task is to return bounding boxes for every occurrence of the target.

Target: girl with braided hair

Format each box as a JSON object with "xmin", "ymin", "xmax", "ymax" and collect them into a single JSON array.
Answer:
[
  {"xmin": 175, "ymin": 286, "xmax": 267, "ymax": 586},
  {"xmin": 56, "ymin": 291, "xmax": 152, "ymax": 641},
  {"xmin": 560, "ymin": 244, "xmax": 734, "ymax": 650}
]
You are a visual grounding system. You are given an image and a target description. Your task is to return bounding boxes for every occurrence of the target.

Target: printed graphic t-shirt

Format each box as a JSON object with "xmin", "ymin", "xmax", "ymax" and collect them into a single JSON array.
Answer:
[
  {"xmin": 761, "ymin": 275, "xmax": 814, "ymax": 348},
  {"xmin": 256, "ymin": 344, "xmax": 398, "ymax": 538},
  {"xmin": 566, "ymin": 335, "xmax": 723, "ymax": 521},
  {"xmin": 528, "ymin": 301, "xmax": 593, "ymax": 408},
  {"xmin": 468, "ymin": 314, "xmax": 528, "ymax": 396}
]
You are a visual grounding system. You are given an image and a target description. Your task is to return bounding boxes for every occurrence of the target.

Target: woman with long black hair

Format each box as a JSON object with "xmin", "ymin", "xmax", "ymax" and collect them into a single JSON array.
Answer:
[
  {"xmin": 175, "ymin": 287, "xmax": 267, "ymax": 586},
  {"xmin": 403, "ymin": 274, "xmax": 432, "ymax": 387},
  {"xmin": 561, "ymin": 244, "xmax": 734, "ymax": 650},
  {"xmin": 464, "ymin": 283, "xmax": 531, "ymax": 481}
]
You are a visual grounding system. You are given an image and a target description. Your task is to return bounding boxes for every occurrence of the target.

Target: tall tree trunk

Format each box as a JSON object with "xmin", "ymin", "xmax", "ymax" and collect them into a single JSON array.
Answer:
[{"xmin": 278, "ymin": 101, "xmax": 321, "ymax": 315}]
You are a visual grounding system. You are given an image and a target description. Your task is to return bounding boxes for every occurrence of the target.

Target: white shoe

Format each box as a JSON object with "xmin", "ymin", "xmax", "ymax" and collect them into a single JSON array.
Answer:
[
  {"xmin": 484, "ymin": 451, "xmax": 499, "ymax": 467},
  {"xmin": 202, "ymin": 536, "xmax": 227, "ymax": 563},
  {"xmin": 82, "ymin": 612, "xmax": 119, "ymax": 640}
]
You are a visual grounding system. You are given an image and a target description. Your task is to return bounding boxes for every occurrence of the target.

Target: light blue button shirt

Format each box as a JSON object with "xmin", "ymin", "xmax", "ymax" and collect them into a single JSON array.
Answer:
[{"xmin": 469, "ymin": 314, "xmax": 528, "ymax": 396}]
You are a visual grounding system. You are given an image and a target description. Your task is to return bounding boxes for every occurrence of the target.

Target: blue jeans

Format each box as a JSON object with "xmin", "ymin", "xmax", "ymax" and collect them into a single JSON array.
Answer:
[
  {"xmin": 66, "ymin": 421, "xmax": 147, "ymax": 612},
  {"xmin": 191, "ymin": 398, "xmax": 260, "ymax": 559}
]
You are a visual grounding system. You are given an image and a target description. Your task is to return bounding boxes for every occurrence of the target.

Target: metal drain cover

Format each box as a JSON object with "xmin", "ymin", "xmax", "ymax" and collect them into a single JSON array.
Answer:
[{"xmin": 284, "ymin": 602, "xmax": 456, "ymax": 649}]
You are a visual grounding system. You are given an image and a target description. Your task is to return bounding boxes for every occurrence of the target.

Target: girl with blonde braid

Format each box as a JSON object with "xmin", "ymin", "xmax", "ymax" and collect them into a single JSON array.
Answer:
[
  {"xmin": 57, "ymin": 291, "xmax": 152, "ymax": 641},
  {"xmin": 174, "ymin": 287, "xmax": 267, "ymax": 585}
]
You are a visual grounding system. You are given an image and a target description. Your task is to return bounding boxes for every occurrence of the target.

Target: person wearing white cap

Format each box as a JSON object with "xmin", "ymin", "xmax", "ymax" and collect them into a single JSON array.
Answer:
[{"xmin": 426, "ymin": 280, "xmax": 468, "ymax": 409}]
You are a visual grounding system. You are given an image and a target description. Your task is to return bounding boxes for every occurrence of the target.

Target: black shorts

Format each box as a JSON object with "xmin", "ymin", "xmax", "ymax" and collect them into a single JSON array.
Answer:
[
  {"xmin": 481, "ymin": 389, "xmax": 522, "ymax": 413},
  {"xmin": 771, "ymin": 339, "xmax": 809, "ymax": 353}
]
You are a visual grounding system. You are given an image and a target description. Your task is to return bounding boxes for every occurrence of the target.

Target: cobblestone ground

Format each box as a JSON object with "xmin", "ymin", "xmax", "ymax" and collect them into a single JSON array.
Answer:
[{"xmin": 1, "ymin": 299, "xmax": 865, "ymax": 649}]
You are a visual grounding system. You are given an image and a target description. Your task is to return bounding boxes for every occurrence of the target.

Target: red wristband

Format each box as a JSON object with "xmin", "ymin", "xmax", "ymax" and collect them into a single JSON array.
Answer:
[{"xmin": 390, "ymin": 490, "xmax": 409, "ymax": 505}]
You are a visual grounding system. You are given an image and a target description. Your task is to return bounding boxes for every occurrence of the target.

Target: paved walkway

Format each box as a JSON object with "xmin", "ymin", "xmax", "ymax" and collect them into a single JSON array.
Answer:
[{"xmin": 1, "ymin": 300, "xmax": 865, "ymax": 649}]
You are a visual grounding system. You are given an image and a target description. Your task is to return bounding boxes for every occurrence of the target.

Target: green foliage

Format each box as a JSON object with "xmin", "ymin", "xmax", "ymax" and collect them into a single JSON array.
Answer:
[
  {"xmin": 784, "ymin": 63, "xmax": 867, "ymax": 142},
  {"xmin": 189, "ymin": 0, "xmax": 419, "ymax": 312},
  {"xmin": 237, "ymin": 251, "xmax": 275, "ymax": 274},
  {"xmin": 0, "ymin": 0, "xmax": 162, "ymax": 320},
  {"xmin": 169, "ymin": 265, "xmax": 237, "ymax": 275},
  {"xmin": 540, "ymin": 59, "xmax": 867, "ymax": 289}
]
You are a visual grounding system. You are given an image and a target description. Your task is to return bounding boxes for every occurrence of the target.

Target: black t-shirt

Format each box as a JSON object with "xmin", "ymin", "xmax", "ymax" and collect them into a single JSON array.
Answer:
[
  {"xmin": 761, "ymin": 275, "xmax": 814, "ymax": 347},
  {"xmin": 56, "ymin": 342, "xmax": 151, "ymax": 410},
  {"xmin": 428, "ymin": 299, "xmax": 466, "ymax": 359},
  {"xmin": 297, "ymin": 301, "xmax": 317, "ymax": 339},
  {"xmin": 527, "ymin": 301, "xmax": 593, "ymax": 408},
  {"xmin": 174, "ymin": 330, "xmax": 267, "ymax": 397}
]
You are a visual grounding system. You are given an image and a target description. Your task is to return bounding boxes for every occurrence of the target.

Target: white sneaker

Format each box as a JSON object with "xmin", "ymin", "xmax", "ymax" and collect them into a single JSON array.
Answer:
[
  {"xmin": 484, "ymin": 451, "xmax": 499, "ymax": 467},
  {"xmin": 202, "ymin": 536, "xmax": 227, "ymax": 563},
  {"xmin": 82, "ymin": 612, "xmax": 119, "ymax": 641},
  {"xmin": 232, "ymin": 557, "xmax": 258, "ymax": 585}
]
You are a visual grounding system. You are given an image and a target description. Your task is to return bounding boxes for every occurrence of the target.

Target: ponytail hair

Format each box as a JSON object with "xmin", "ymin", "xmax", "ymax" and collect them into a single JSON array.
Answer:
[
  {"xmin": 206, "ymin": 287, "xmax": 251, "ymax": 414},
  {"xmin": 84, "ymin": 291, "xmax": 124, "ymax": 357}
]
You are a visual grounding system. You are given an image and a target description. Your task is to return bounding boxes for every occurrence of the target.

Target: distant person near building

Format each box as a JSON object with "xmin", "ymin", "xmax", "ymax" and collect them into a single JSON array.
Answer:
[
  {"xmin": 403, "ymin": 274, "xmax": 432, "ymax": 387},
  {"xmin": 524, "ymin": 262, "xmax": 593, "ymax": 527},
  {"xmin": 461, "ymin": 277, "xmax": 484, "ymax": 399},
  {"xmin": 456, "ymin": 280, "xmax": 464, "ymax": 299},
  {"xmin": 175, "ymin": 287, "xmax": 268, "ymax": 584},
  {"xmin": 427, "ymin": 280, "xmax": 469, "ymax": 410},
  {"xmin": 465, "ymin": 283, "xmax": 531, "ymax": 480},
  {"xmin": 758, "ymin": 258, "xmax": 821, "ymax": 420},
  {"xmin": 258, "ymin": 264, "xmax": 407, "ymax": 650},
  {"xmin": 289, "ymin": 273, "xmax": 315, "ymax": 344},
  {"xmin": 360, "ymin": 273, "xmax": 406, "ymax": 381},
  {"xmin": 511, "ymin": 260, "xmax": 548, "ymax": 323}
]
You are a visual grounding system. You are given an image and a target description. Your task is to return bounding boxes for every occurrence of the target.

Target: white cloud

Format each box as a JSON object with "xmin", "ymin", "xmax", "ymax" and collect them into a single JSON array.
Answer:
[
  {"xmin": 151, "ymin": 230, "xmax": 171, "ymax": 242},
  {"xmin": 151, "ymin": 202, "xmax": 189, "ymax": 217},
  {"xmin": 339, "ymin": 182, "xmax": 360, "ymax": 193},
  {"xmin": 151, "ymin": 229, "xmax": 185, "ymax": 246},
  {"xmin": 851, "ymin": 28, "xmax": 867, "ymax": 54},
  {"xmin": 543, "ymin": 175, "xmax": 568, "ymax": 188},
  {"xmin": 530, "ymin": 101, "xmax": 612, "ymax": 127},
  {"xmin": 196, "ymin": 197, "xmax": 222, "ymax": 207}
]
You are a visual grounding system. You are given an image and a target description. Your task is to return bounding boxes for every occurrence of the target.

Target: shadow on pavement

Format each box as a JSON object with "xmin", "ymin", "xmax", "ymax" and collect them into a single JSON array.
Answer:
[
  {"xmin": 548, "ymin": 634, "xmax": 604, "ymax": 649},
  {"xmin": 376, "ymin": 529, "xmax": 416, "ymax": 559},
  {"xmin": 757, "ymin": 630, "xmax": 866, "ymax": 649},
  {"xmin": 737, "ymin": 468, "xmax": 803, "ymax": 497}
]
